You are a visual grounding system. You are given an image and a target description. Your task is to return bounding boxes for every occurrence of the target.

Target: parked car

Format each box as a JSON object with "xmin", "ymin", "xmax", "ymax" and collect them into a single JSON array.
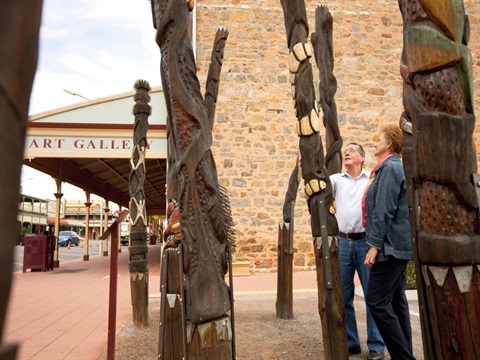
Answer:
[
  {"xmin": 58, "ymin": 231, "xmax": 81, "ymax": 246},
  {"xmin": 18, "ymin": 233, "xmax": 36, "ymax": 246},
  {"xmin": 120, "ymin": 222, "xmax": 130, "ymax": 246}
]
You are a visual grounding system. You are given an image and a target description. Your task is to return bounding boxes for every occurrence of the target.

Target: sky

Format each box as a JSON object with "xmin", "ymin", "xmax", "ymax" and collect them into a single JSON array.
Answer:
[{"xmin": 22, "ymin": 0, "xmax": 161, "ymax": 201}]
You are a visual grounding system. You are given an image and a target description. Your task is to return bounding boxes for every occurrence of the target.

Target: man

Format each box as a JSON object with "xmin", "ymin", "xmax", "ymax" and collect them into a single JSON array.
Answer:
[{"xmin": 330, "ymin": 143, "xmax": 385, "ymax": 360}]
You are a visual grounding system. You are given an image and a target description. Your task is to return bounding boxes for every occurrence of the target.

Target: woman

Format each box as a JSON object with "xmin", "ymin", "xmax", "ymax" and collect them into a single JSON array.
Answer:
[{"xmin": 363, "ymin": 123, "xmax": 415, "ymax": 360}]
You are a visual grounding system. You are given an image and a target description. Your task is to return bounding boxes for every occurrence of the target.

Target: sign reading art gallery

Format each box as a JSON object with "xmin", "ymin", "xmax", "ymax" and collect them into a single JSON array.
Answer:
[
  {"xmin": 25, "ymin": 87, "xmax": 168, "ymax": 160},
  {"xmin": 24, "ymin": 135, "xmax": 167, "ymax": 159}
]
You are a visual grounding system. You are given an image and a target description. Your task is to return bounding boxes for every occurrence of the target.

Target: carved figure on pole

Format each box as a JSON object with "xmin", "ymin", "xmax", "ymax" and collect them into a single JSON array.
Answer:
[
  {"xmin": 398, "ymin": 0, "xmax": 480, "ymax": 358},
  {"xmin": 164, "ymin": 199, "xmax": 182, "ymax": 249}
]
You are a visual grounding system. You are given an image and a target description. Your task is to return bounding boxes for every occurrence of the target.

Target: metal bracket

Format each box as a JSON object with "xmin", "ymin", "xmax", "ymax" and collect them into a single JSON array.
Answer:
[
  {"xmin": 472, "ymin": 173, "xmax": 480, "ymax": 206},
  {"xmin": 317, "ymin": 199, "xmax": 333, "ymax": 290},
  {"xmin": 227, "ymin": 244, "xmax": 236, "ymax": 360},
  {"xmin": 158, "ymin": 250, "xmax": 168, "ymax": 359},
  {"xmin": 179, "ymin": 246, "xmax": 188, "ymax": 360}
]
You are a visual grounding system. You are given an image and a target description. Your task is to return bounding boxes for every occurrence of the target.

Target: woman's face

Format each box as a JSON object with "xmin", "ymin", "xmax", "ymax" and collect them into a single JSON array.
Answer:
[{"xmin": 374, "ymin": 133, "xmax": 392, "ymax": 159}]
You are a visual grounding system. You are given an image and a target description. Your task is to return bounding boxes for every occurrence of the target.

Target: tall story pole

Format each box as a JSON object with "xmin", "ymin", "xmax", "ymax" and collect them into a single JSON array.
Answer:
[
  {"xmin": 128, "ymin": 79, "xmax": 152, "ymax": 327},
  {"xmin": 399, "ymin": 1, "xmax": 480, "ymax": 358},
  {"xmin": 279, "ymin": 2, "xmax": 346, "ymax": 358}
]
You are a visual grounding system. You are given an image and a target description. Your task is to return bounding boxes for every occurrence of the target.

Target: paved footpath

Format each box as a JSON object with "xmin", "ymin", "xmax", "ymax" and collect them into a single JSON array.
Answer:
[
  {"xmin": 4, "ymin": 244, "xmax": 321, "ymax": 360},
  {"xmin": 5, "ymin": 244, "xmax": 418, "ymax": 359},
  {"xmin": 5, "ymin": 244, "xmax": 163, "ymax": 360}
]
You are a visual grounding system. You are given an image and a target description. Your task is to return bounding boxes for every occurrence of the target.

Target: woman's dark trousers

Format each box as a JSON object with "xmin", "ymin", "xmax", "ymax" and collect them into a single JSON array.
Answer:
[{"xmin": 366, "ymin": 257, "xmax": 415, "ymax": 360}]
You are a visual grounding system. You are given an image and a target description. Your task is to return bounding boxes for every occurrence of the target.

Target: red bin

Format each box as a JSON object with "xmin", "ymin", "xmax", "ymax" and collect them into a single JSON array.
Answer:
[
  {"xmin": 23, "ymin": 235, "xmax": 55, "ymax": 272},
  {"xmin": 149, "ymin": 234, "xmax": 157, "ymax": 245}
]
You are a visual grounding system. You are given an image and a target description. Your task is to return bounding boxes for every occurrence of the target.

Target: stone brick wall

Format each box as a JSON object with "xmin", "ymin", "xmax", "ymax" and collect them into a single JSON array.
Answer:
[{"xmin": 194, "ymin": 0, "xmax": 480, "ymax": 272}]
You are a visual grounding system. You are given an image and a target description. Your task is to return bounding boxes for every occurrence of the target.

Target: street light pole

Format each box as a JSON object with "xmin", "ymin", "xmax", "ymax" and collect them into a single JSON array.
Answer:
[{"xmin": 63, "ymin": 88, "xmax": 89, "ymax": 101}]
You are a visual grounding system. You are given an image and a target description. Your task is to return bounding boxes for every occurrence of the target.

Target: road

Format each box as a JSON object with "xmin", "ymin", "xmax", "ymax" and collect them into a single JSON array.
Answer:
[{"xmin": 12, "ymin": 240, "xmax": 128, "ymax": 273}]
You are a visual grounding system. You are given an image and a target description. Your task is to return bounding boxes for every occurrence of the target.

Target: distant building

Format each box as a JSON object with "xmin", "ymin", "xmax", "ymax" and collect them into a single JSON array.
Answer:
[
  {"xmin": 18, "ymin": 194, "xmax": 58, "ymax": 235},
  {"xmin": 17, "ymin": 194, "xmax": 118, "ymax": 240},
  {"xmin": 63, "ymin": 199, "xmax": 117, "ymax": 240}
]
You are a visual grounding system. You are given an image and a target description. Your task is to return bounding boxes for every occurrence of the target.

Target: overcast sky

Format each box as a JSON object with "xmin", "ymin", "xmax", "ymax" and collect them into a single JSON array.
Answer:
[
  {"xmin": 23, "ymin": 0, "xmax": 161, "ymax": 201},
  {"xmin": 29, "ymin": 0, "xmax": 159, "ymax": 115}
]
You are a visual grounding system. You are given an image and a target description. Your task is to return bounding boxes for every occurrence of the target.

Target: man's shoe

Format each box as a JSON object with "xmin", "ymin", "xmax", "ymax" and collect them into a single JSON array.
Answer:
[
  {"xmin": 367, "ymin": 350, "xmax": 384, "ymax": 360},
  {"xmin": 348, "ymin": 346, "xmax": 361, "ymax": 355}
]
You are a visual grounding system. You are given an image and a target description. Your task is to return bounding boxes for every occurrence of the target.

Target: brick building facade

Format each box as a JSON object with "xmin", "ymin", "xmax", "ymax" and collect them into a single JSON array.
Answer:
[{"xmin": 193, "ymin": 0, "xmax": 480, "ymax": 272}]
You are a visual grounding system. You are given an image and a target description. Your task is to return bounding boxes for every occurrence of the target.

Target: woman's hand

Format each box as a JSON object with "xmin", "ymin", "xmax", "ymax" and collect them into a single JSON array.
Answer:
[{"xmin": 364, "ymin": 247, "xmax": 379, "ymax": 268}]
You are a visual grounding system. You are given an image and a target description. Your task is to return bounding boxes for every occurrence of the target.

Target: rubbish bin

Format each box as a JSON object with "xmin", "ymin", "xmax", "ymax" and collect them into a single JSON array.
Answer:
[
  {"xmin": 23, "ymin": 235, "xmax": 55, "ymax": 272},
  {"xmin": 149, "ymin": 234, "xmax": 157, "ymax": 245}
]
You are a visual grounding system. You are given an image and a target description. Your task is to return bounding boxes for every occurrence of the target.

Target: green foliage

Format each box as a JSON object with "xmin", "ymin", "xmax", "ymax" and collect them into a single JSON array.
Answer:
[{"xmin": 406, "ymin": 260, "xmax": 416, "ymax": 289}]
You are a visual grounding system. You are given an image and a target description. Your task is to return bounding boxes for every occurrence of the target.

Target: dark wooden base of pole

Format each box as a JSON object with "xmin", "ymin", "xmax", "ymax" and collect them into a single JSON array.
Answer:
[
  {"xmin": 159, "ymin": 248, "xmax": 233, "ymax": 359},
  {"xmin": 276, "ymin": 222, "xmax": 293, "ymax": 319},
  {"xmin": 0, "ymin": 344, "xmax": 17, "ymax": 360},
  {"xmin": 83, "ymin": 255, "xmax": 89, "ymax": 261},
  {"xmin": 131, "ymin": 271, "xmax": 149, "ymax": 327},
  {"xmin": 420, "ymin": 264, "xmax": 480, "ymax": 358},
  {"xmin": 314, "ymin": 236, "xmax": 348, "ymax": 360},
  {"xmin": 188, "ymin": 315, "xmax": 232, "ymax": 359},
  {"xmin": 159, "ymin": 249, "xmax": 184, "ymax": 359},
  {"xmin": 103, "ymin": 251, "xmax": 108, "ymax": 256}
]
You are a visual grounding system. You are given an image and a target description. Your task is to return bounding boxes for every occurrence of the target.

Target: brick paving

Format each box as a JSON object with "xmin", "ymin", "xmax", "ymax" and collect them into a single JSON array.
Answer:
[
  {"xmin": 5, "ymin": 244, "xmax": 162, "ymax": 360},
  {"xmin": 6, "ymin": 244, "xmax": 420, "ymax": 359}
]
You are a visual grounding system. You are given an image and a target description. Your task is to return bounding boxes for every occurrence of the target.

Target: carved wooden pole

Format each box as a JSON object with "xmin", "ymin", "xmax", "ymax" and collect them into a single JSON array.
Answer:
[
  {"xmin": 128, "ymin": 79, "xmax": 152, "ymax": 327},
  {"xmin": 0, "ymin": 1, "xmax": 43, "ymax": 359},
  {"xmin": 278, "ymin": 155, "xmax": 300, "ymax": 319},
  {"xmin": 205, "ymin": 28, "xmax": 229, "ymax": 129},
  {"xmin": 152, "ymin": 0, "xmax": 234, "ymax": 358},
  {"xmin": 158, "ymin": 247, "xmax": 186, "ymax": 360},
  {"xmin": 276, "ymin": 219, "xmax": 294, "ymax": 319},
  {"xmin": 280, "ymin": 1, "xmax": 347, "ymax": 358},
  {"xmin": 398, "ymin": 1, "xmax": 480, "ymax": 358},
  {"xmin": 312, "ymin": 5, "xmax": 342, "ymax": 176}
]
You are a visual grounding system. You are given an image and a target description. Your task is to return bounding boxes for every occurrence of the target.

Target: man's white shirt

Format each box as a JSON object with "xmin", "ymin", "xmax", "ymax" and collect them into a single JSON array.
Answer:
[{"xmin": 330, "ymin": 169, "xmax": 370, "ymax": 234}]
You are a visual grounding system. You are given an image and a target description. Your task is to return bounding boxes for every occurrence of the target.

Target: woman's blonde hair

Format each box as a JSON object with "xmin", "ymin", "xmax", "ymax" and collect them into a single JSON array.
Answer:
[{"xmin": 376, "ymin": 123, "xmax": 404, "ymax": 154}]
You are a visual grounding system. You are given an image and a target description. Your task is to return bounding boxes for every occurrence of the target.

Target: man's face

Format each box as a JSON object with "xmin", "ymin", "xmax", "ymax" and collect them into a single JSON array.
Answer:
[{"xmin": 343, "ymin": 144, "xmax": 364, "ymax": 169}]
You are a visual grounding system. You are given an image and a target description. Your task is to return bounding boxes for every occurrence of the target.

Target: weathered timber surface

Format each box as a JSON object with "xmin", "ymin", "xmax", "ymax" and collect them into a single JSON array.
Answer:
[
  {"xmin": 279, "ymin": 1, "xmax": 346, "ymax": 359},
  {"xmin": 129, "ymin": 79, "xmax": 151, "ymax": 328},
  {"xmin": 0, "ymin": 1, "xmax": 43, "ymax": 358},
  {"xmin": 314, "ymin": 236, "xmax": 347, "ymax": 359},
  {"xmin": 205, "ymin": 27, "xmax": 229, "ymax": 128},
  {"xmin": 399, "ymin": 0, "xmax": 480, "ymax": 358},
  {"xmin": 312, "ymin": 5, "xmax": 342, "ymax": 175},
  {"xmin": 130, "ymin": 273, "xmax": 149, "ymax": 327},
  {"xmin": 282, "ymin": 156, "xmax": 301, "ymax": 223},
  {"xmin": 152, "ymin": 0, "xmax": 230, "ymax": 325},
  {"xmin": 276, "ymin": 223, "xmax": 294, "ymax": 319},
  {"xmin": 426, "ymin": 266, "xmax": 480, "ymax": 358},
  {"xmin": 188, "ymin": 315, "xmax": 232, "ymax": 360},
  {"xmin": 159, "ymin": 249, "xmax": 184, "ymax": 360}
]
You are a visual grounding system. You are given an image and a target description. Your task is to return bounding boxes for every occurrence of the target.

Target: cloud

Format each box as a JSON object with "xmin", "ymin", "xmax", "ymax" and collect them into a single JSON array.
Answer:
[
  {"xmin": 25, "ymin": 0, "xmax": 160, "ymax": 202},
  {"xmin": 29, "ymin": 0, "xmax": 161, "ymax": 115}
]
